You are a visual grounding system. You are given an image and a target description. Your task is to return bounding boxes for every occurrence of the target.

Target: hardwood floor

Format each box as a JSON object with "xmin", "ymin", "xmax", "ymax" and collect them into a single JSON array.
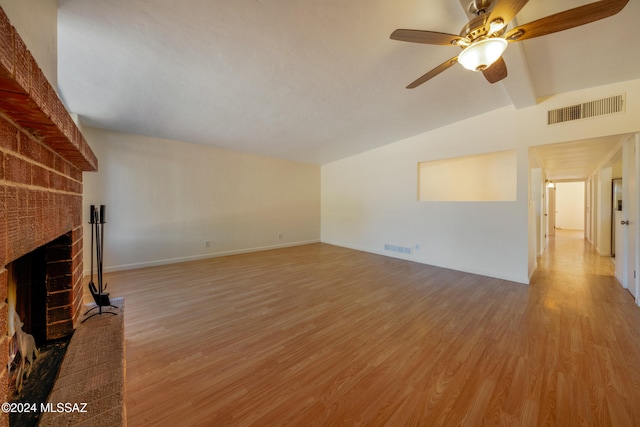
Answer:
[{"xmin": 88, "ymin": 230, "xmax": 640, "ymax": 426}]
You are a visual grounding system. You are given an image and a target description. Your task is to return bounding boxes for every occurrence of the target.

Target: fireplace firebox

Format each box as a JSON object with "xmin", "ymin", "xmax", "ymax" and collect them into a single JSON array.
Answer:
[{"xmin": 7, "ymin": 233, "xmax": 74, "ymax": 346}]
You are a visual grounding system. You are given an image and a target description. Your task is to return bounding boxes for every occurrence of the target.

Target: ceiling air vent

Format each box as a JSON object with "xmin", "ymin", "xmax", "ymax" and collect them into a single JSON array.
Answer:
[{"xmin": 547, "ymin": 94, "xmax": 625, "ymax": 125}]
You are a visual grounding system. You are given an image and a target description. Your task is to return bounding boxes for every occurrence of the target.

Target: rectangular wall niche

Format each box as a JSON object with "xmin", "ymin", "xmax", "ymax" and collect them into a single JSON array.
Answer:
[{"xmin": 418, "ymin": 149, "xmax": 517, "ymax": 202}]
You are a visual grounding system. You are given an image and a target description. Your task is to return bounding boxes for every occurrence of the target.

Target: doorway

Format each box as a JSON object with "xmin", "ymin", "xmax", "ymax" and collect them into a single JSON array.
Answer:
[{"xmin": 554, "ymin": 182, "xmax": 585, "ymax": 236}]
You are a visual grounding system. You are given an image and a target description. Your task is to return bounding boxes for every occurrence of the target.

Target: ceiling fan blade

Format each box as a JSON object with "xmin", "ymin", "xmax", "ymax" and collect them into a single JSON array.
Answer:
[
  {"xmin": 482, "ymin": 57, "xmax": 508, "ymax": 83},
  {"xmin": 406, "ymin": 56, "xmax": 459, "ymax": 89},
  {"xmin": 488, "ymin": 0, "xmax": 530, "ymax": 26},
  {"xmin": 391, "ymin": 29, "xmax": 464, "ymax": 46},
  {"xmin": 505, "ymin": 0, "xmax": 629, "ymax": 42}
]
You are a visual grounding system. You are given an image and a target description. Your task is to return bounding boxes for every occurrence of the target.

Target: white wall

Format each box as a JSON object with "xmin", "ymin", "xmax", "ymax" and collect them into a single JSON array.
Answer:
[
  {"xmin": 613, "ymin": 159, "xmax": 623, "ymax": 178},
  {"xmin": 322, "ymin": 79, "xmax": 640, "ymax": 284},
  {"xmin": 555, "ymin": 182, "xmax": 585, "ymax": 230},
  {"xmin": 82, "ymin": 127, "xmax": 320, "ymax": 272},
  {"xmin": 322, "ymin": 122, "xmax": 530, "ymax": 283},
  {"xmin": 529, "ymin": 168, "xmax": 543, "ymax": 256},
  {"xmin": 528, "ymin": 201, "xmax": 537, "ymax": 280},
  {"xmin": 0, "ymin": 0, "xmax": 58, "ymax": 87}
]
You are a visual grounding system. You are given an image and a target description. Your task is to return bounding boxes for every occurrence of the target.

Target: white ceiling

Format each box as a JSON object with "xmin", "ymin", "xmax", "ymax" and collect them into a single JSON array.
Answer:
[
  {"xmin": 530, "ymin": 135, "xmax": 624, "ymax": 181},
  {"xmin": 57, "ymin": 0, "xmax": 640, "ymax": 172}
]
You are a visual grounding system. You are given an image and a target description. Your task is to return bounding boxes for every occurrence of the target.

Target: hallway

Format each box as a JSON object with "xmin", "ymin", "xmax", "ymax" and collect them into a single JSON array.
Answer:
[
  {"xmin": 537, "ymin": 229, "xmax": 616, "ymax": 278},
  {"xmin": 532, "ymin": 229, "xmax": 634, "ymax": 317},
  {"xmin": 527, "ymin": 228, "xmax": 640, "ymax": 425}
]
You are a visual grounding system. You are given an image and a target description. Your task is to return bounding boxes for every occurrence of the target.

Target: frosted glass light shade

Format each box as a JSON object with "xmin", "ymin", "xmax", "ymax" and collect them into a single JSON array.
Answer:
[{"xmin": 458, "ymin": 38, "xmax": 508, "ymax": 71}]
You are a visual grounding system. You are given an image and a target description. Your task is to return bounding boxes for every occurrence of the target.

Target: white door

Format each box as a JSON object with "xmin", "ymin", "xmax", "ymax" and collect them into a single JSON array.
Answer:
[
  {"xmin": 615, "ymin": 210, "xmax": 624, "ymax": 283},
  {"xmin": 633, "ymin": 133, "xmax": 640, "ymax": 306},
  {"xmin": 585, "ymin": 179, "xmax": 591, "ymax": 241},
  {"xmin": 622, "ymin": 138, "xmax": 638, "ymax": 298},
  {"xmin": 547, "ymin": 186, "xmax": 556, "ymax": 237},
  {"xmin": 632, "ymin": 136, "xmax": 640, "ymax": 302}
]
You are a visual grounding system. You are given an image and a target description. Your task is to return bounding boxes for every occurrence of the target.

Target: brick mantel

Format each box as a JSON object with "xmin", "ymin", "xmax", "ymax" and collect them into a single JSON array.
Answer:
[
  {"xmin": 0, "ymin": 6, "xmax": 97, "ymax": 424},
  {"xmin": 0, "ymin": 9, "xmax": 96, "ymax": 172}
]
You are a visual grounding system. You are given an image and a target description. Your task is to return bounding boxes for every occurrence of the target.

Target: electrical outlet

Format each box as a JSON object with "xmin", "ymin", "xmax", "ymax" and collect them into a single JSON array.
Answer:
[
  {"xmin": 205, "ymin": 240, "xmax": 210, "ymax": 248},
  {"xmin": 278, "ymin": 233, "xmax": 283, "ymax": 240}
]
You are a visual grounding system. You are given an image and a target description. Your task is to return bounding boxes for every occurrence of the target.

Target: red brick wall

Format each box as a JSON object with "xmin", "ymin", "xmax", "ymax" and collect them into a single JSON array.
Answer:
[
  {"xmin": 0, "ymin": 6, "xmax": 97, "ymax": 425},
  {"xmin": 0, "ymin": 115, "xmax": 86, "ymax": 416}
]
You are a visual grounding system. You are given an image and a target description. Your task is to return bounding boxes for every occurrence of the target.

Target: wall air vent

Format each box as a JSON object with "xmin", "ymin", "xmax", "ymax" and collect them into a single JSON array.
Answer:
[{"xmin": 547, "ymin": 94, "xmax": 625, "ymax": 125}]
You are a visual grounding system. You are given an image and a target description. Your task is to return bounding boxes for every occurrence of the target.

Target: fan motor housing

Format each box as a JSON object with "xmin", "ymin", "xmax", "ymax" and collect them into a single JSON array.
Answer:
[{"xmin": 460, "ymin": 16, "xmax": 489, "ymax": 41}]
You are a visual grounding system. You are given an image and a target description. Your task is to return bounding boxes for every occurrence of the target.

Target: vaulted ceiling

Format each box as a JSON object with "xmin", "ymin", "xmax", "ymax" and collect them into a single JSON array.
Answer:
[{"xmin": 57, "ymin": 0, "xmax": 640, "ymax": 172}]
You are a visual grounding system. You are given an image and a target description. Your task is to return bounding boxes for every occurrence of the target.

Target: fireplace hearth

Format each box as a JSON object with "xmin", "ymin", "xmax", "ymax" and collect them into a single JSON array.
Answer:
[
  {"xmin": 0, "ymin": 5, "xmax": 97, "ymax": 426},
  {"xmin": 8, "ymin": 338, "xmax": 69, "ymax": 427}
]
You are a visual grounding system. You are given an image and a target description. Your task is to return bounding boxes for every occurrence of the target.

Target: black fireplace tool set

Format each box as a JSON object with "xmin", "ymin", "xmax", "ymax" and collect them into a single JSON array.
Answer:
[{"xmin": 83, "ymin": 205, "xmax": 118, "ymax": 322}]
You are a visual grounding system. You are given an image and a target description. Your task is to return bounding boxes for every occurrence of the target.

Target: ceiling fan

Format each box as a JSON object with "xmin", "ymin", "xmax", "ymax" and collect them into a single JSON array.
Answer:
[{"xmin": 390, "ymin": 0, "xmax": 629, "ymax": 88}]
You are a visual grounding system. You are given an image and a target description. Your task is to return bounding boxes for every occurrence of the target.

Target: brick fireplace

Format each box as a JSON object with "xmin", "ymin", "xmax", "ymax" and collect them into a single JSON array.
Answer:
[{"xmin": 0, "ymin": 6, "xmax": 97, "ymax": 425}]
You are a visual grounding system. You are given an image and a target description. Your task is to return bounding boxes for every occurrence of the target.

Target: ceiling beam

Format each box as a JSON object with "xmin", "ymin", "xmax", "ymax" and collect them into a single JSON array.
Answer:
[{"xmin": 500, "ymin": 40, "xmax": 537, "ymax": 109}]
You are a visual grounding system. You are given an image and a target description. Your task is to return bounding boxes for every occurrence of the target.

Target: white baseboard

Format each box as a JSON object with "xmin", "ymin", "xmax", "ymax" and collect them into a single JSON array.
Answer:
[
  {"xmin": 614, "ymin": 272, "xmax": 624, "ymax": 287},
  {"xmin": 83, "ymin": 240, "xmax": 320, "ymax": 275},
  {"xmin": 322, "ymin": 240, "xmax": 530, "ymax": 285}
]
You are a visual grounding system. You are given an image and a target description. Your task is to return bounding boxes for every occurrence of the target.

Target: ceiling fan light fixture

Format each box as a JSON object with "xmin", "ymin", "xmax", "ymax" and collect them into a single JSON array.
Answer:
[{"xmin": 458, "ymin": 37, "xmax": 508, "ymax": 71}]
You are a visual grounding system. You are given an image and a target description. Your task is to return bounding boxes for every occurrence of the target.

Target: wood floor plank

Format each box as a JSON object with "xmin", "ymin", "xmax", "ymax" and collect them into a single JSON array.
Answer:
[{"xmin": 86, "ymin": 230, "xmax": 640, "ymax": 425}]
